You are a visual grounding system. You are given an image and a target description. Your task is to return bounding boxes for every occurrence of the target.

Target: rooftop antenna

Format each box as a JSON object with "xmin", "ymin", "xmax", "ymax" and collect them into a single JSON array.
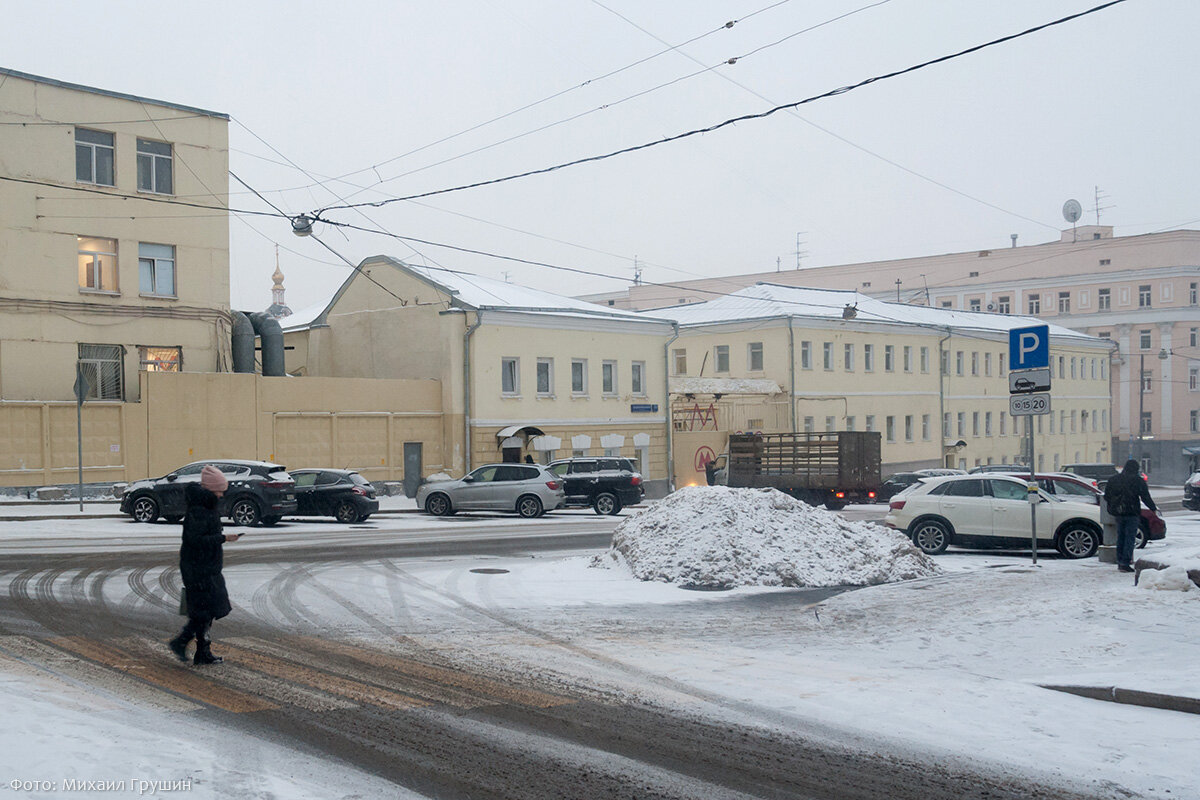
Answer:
[
  {"xmin": 1062, "ymin": 198, "xmax": 1082, "ymax": 242},
  {"xmin": 794, "ymin": 232, "xmax": 808, "ymax": 269},
  {"xmin": 895, "ymin": 278, "xmax": 902, "ymax": 302},
  {"xmin": 633, "ymin": 256, "xmax": 643, "ymax": 286},
  {"xmin": 921, "ymin": 273, "xmax": 930, "ymax": 305},
  {"xmin": 501, "ymin": 271, "xmax": 512, "ymax": 283},
  {"xmin": 1090, "ymin": 186, "xmax": 1114, "ymax": 226}
]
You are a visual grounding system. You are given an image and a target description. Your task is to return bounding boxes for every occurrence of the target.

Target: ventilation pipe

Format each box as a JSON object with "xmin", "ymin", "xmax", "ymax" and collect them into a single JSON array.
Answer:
[
  {"xmin": 244, "ymin": 312, "xmax": 286, "ymax": 376},
  {"xmin": 230, "ymin": 311, "xmax": 256, "ymax": 373}
]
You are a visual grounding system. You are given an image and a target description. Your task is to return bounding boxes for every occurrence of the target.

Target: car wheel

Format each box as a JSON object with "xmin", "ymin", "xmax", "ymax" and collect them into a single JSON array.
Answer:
[
  {"xmin": 517, "ymin": 495, "xmax": 543, "ymax": 518},
  {"xmin": 261, "ymin": 515, "xmax": 282, "ymax": 526},
  {"xmin": 1056, "ymin": 523, "xmax": 1100, "ymax": 559},
  {"xmin": 424, "ymin": 493, "xmax": 453, "ymax": 516},
  {"xmin": 593, "ymin": 492, "xmax": 621, "ymax": 515},
  {"xmin": 163, "ymin": 515, "xmax": 182, "ymax": 524},
  {"xmin": 130, "ymin": 495, "xmax": 159, "ymax": 523},
  {"xmin": 229, "ymin": 498, "xmax": 262, "ymax": 527},
  {"xmin": 909, "ymin": 518, "xmax": 950, "ymax": 555},
  {"xmin": 334, "ymin": 501, "xmax": 360, "ymax": 524},
  {"xmin": 1136, "ymin": 519, "xmax": 1149, "ymax": 549}
]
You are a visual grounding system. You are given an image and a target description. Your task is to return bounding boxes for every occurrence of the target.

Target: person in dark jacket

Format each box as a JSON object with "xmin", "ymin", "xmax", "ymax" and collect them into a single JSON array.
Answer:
[
  {"xmin": 1102, "ymin": 459, "xmax": 1158, "ymax": 573},
  {"xmin": 168, "ymin": 465, "xmax": 242, "ymax": 664}
]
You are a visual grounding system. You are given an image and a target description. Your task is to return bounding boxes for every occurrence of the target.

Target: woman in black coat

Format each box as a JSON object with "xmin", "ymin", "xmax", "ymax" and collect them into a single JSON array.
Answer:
[{"xmin": 168, "ymin": 466, "xmax": 241, "ymax": 665}]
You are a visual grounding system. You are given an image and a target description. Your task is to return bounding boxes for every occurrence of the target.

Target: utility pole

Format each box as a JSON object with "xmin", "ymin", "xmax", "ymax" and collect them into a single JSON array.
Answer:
[{"xmin": 895, "ymin": 278, "xmax": 902, "ymax": 302}]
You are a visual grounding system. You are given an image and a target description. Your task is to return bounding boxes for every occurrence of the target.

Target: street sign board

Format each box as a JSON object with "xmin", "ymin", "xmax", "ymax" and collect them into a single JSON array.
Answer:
[
  {"xmin": 1009, "ymin": 324, "xmax": 1049, "ymax": 371},
  {"xmin": 1008, "ymin": 367, "xmax": 1051, "ymax": 394},
  {"xmin": 1009, "ymin": 393, "xmax": 1051, "ymax": 416},
  {"xmin": 72, "ymin": 366, "xmax": 90, "ymax": 404}
]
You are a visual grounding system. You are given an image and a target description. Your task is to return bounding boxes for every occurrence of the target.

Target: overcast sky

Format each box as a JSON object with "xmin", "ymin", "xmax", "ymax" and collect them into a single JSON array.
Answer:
[{"xmin": 3, "ymin": 0, "xmax": 1195, "ymax": 313}]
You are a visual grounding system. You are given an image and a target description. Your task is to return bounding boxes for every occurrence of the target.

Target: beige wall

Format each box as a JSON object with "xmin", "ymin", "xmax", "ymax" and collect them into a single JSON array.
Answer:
[
  {"xmin": 671, "ymin": 318, "xmax": 1111, "ymax": 473},
  {"xmin": 0, "ymin": 71, "xmax": 231, "ymax": 402},
  {"xmin": 0, "ymin": 372, "xmax": 444, "ymax": 488}
]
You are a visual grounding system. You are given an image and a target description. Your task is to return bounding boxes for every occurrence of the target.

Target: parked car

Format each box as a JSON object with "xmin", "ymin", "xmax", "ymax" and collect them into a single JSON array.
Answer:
[
  {"xmin": 546, "ymin": 457, "xmax": 644, "ymax": 514},
  {"xmin": 883, "ymin": 474, "xmax": 1103, "ymax": 558},
  {"xmin": 1063, "ymin": 462, "xmax": 1121, "ymax": 488},
  {"xmin": 416, "ymin": 463, "xmax": 564, "ymax": 518},
  {"xmin": 121, "ymin": 459, "xmax": 297, "ymax": 526},
  {"xmin": 1184, "ymin": 472, "xmax": 1200, "ymax": 511},
  {"xmin": 877, "ymin": 472, "xmax": 924, "ymax": 502},
  {"xmin": 996, "ymin": 471, "xmax": 1165, "ymax": 548},
  {"xmin": 290, "ymin": 469, "xmax": 379, "ymax": 523},
  {"xmin": 914, "ymin": 468, "xmax": 967, "ymax": 477}
]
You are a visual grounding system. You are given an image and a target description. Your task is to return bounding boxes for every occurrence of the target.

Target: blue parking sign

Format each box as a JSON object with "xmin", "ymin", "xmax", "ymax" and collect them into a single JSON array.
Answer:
[{"xmin": 1009, "ymin": 325, "xmax": 1049, "ymax": 371}]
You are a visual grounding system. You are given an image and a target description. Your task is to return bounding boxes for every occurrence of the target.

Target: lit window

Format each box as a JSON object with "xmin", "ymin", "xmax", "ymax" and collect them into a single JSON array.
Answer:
[
  {"xmin": 139, "ymin": 346, "xmax": 181, "ymax": 372},
  {"xmin": 78, "ymin": 236, "xmax": 118, "ymax": 293}
]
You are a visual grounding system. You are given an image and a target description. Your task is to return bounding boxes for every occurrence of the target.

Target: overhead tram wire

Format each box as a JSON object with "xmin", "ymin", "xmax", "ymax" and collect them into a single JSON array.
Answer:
[
  {"xmin": 312, "ymin": 0, "xmax": 799, "ymax": 204},
  {"xmin": 314, "ymin": 0, "xmax": 1129, "ymax": 217},
  {"xmin": 0, "ymin": 174, "xmax": 282, "ymax": 218},
  {"xmin": 595, "ymin": 0, "xmax": 1057, "ymax": 232}
]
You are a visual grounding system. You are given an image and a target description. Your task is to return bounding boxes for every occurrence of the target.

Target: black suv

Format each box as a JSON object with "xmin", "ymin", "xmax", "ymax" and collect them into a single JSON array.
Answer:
[
  {"xmin": 121, "ymin": 459, "xmax": 297, "ymax": 527},
  {"xmin": 290, "ymin": 469, "xmax": 379, "ymax": 523},
  {"xmin": 1063, "ymin": 462, "xmax": 1120, "ymax": 489},
  {"xmin": 547, "ymin": 457, "xmax": 644, "ymax": 515}
]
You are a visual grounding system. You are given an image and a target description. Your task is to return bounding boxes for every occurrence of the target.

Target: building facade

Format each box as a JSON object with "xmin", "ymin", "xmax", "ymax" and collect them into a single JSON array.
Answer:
[
  {"xmin": 0, "ymin": 68, "xmax": 231, "ymax": 404},
  {"xmin": 586, "ymin": 227, "xmax": 1200, "ymax": 481}
]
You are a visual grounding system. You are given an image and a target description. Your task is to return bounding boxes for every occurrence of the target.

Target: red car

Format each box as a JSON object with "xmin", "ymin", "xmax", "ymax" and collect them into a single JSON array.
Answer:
[{"xmin": 999, "ymin": 471, "xmax": 1165, "ymax": 548}]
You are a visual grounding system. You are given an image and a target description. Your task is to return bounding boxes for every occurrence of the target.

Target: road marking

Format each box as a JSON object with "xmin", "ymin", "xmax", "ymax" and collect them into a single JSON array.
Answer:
[
  {"xmin": 50, "ymin": 636, "xmax": 276, "ymax": 714},
  {"xmin": 294, "ymin": 635, "xmax": 575, "ymax": 709},
  {"xmin": 218, "ymin": 639, "xmax": 430, "ymax": 711}
]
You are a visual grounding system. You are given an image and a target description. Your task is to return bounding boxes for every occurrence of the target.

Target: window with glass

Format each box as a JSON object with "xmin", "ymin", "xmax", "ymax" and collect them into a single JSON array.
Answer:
[
  {"xmin": 1058, "ymin": 292, "xmax": 1070, "ymax": 313},
  {"xmin": 1141, "ymin": 411, "xmax": 1153, "ymax": 435},
  {"xmin": 971, "ymin": 352, "xmax": 979, "ymax": 376},
  {"xmin": 920, "ymin": 346, "xmax": 929, "ymax": 373},
  {"xmin": 865, "ymin": 415, "xmax": 875, "ymax": 432},
  {"xmin": 984, "ymin": 352, "xmax": 992, "ymax": 376},
  {"xmin": 985, "ymin": 412, "xmax": 992, "ymax": 436},
  {"xmin": 863, "ymin": 344, "xmax": 874, "ymax": 372},
  {"xmin": 1192, "ymin": 328, "xmax": 1198, "ymax": 348},
  {"xmin": 77, "ymin": 236, "xmax": 118, "ymax": 293},
  {"xmin": 138, "ymin": 346, "xmax": 181, "ymax": 372},
  {"xmin": 922, "ymin": 414, "xmax": 930, "ymax": 440},
  {"xmin": 138, "ymin": 242, "xmax": 176, "ymax": 296},
  {"xmin": 844, "ymin": 343, "xmax": 854, "ymax": 371},
  {"xmin": 884, "ymin": 345, "xmax": 895, "ymax": 372},
  {"xmin": 136, "ymin": 139, "xmax": 173, "ymax": 194},
  {"xmin": 845, "ymin": 416, "xmax": 856, "ymax": 431},
  {"xmin": 803, "ymin": 416, "xmax": 814, "ymax": 433},
  {"xmin": 714, "ymin": 345, "xmax": 729, "ymax": 373},
  {"xmin": 1192, "ymin": 410, "xmax": 1199, "ymax": 433},
  {"xmin": 501, "ymin": 357, "xmax": 520, "ymax": 394},
  {"xmin": 904, "ymin": 415, "xmax": 913, "ymax": 441},
  {"xmin": 943, "ymin": 412, "xmax": 950, "ymax": 438},
  {"xmin": 1139, "ymin": 329, "xmax": 1152, "ymax": 350},
  {"xmin": 602, "ymin": 360, "xmax": 617, "ymax": 394},
  {"xmin": 75, "ymin": 129, "xmax": 114, "ymax": 185},
  {"xmin": 823, "ymin": 342, "xmax": 833, "ymax": 371},
  {"xmin": 1028, "ymin": 294, "xmax": 1040, "ymax": 314},
  {"xmin": 537, "ymin": 358, "xmax": 554, "ymax": 395},
  {"xmin": 1191, "ymin": 366, "xmax": 1199, "ymax": 391},
  {"xmin": 747, "ymin": 342, "xmax": 763, "ymax": 372},
  {"xmin": 955, "ymin": 351, "xmax": 964, "ymax": 376},
  {"xmin": 1192, "ymin": 282, "xmax": 1198, "ymax": 305},
  {"xmin": 1138, "ymin": 285, "xmax": 1152, "ymax": 308},
  {"xmin": 1098, "ymin": 288, "xmax": 1110, "ymax": 310},
  {"xmin": 997, "ymin": 296, "xmax": 1010, "ymax": 314},
  {"xmin": 1142, "ymin": 370, "xmax": 1152, "ymax": 392},
  {"xmin": 903, "ymin": 346, "xmax": 912, "ymax": 372},
  {"xmin": 800, "ymin": 341, "xmax": 812, "ymax": 370},
  {"xmin": 886, "ymin": 416, "xmax": 895, "ymax": 442},
  {"xmin": 972, "ymin": 412, "xmax": 980, "ymax": 436},
  {"xmin": 631, "ymin": 361, "xmax": 645, "ymax": 395},
  {"xmin": 956, "ymin": 412, "xmax": 965, "ymax": 436},
  {"xmin": 969, "ymin": 299, "xmax": 981, "ymax": 312},
  {"xmin": 825, "ymin": 416, "xmax": 836, "ymax": 432},
  {"xmin": 672, "ymin": 349, "xmax": 686, "ymax": 375},
  {"xmin": 999, "ymin": 411, "xmax": 1006, "ymax": 435},
  {"xmin": 78, "ymin": 344, "xmax": 123, "ymax": 400},
  {"xmin": 571, "ymin": 359, "xmax": 587, "ymax": 394}
]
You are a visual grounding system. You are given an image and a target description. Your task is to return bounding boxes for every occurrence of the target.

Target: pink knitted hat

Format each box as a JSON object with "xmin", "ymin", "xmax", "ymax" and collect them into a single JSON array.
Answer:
[{"xmin": 199, "ymin": 464, "xmax": 228, "ymax": 493}]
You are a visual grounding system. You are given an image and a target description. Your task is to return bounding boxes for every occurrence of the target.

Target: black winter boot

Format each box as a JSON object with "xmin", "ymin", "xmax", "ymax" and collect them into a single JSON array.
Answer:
[
  {"xmin": 168, "ymin": 628, "xmax": 193, "ymax": 662},
  {"xmin": 193, "ymin": 623, "xmax": 222, "ymax": 665}
]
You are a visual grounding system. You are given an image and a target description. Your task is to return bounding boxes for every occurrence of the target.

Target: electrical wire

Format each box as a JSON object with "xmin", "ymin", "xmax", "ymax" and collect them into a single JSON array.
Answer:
[
  {"xmin": 315, "ymin": 1, "xmax": 1128, "ymax": 215},
  {"xmin": 0, "ymin": 174, "xmax": 281, "ymax": 217}
]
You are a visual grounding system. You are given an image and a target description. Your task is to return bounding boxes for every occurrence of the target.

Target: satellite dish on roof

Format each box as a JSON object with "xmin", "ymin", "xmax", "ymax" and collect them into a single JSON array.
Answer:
[{"xmin": 1062, "ymin": 199, "xmax": 1082, "ymax": 224}]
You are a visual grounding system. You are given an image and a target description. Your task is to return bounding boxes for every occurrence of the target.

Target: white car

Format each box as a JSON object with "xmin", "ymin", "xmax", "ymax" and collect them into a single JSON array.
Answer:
[{"xmin": 883, "ymin": 474, "xmax": 1103, "ymax": 559}]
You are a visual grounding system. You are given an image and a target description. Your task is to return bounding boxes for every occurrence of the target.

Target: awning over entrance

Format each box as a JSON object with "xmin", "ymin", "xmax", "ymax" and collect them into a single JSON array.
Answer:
[{"xmin": 496, "ymin": 424, "xmax": 546, "ymax": 440}]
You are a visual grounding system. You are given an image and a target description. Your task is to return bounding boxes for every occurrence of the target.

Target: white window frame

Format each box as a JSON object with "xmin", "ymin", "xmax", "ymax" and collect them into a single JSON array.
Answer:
[
  {"xmin": 631, "ymin": 361, "xmax": 645, "ymax": 396},
  {"xmin": 501, "ymin": 357, "xmax": 520, "ymax": 395},
  {"xmin": 800, "ymin": 341, "xmax": 812, "ymax": 370},
  {"xmin": 747, "ymin": 342, "xmax": 763, "ymax": 372},
  {"xmin": 921, "ymin": 414, "xmax": 930, "ymax": 441},
  {"xmin": 136, "ymin": 138, "xmax": 174, "ymax": 195},
  {"xmin": 1138, "ymin": 285, "xmax": 1152, "ymax": 308},
  {"xmin": 886, "ymin": 416, "xmax": 896, "ymax": 443},
  {"xmin": 884, "ymin": 345, "xmax": 895, "ymax": 372},
  {"xmin": 602, "ymin": 360, "xmax": 618, "ymax": 396},
  {"xmin": 536, "ymin": 357, "xmax": 554, "ymax": 396},
  {"xmin": 863, "ymin": 344, "xmax": 874, "ymax": 372},
  {"xmin": 903, "ymin": 346, "xmax": 912, "ymax": 373},
  {"xmin": 75, "ymin": 128, "xmax": 114, "ymax": 186},
  {"xmin": 920, "ymin": 346, "xmax": 929, "ymax": 373},
  {"xmin": 672, "ymin": 349, "xmax": 687, "ymax": 375},
  {"xmin": 823, "ymin": 342, "xmax": 834, "ymax": 371},
  {"xmin": 904, "ymin": 415, "xmax": 913, "ymax": 442},
  {"xmin": 78, "ymin": 236, "xmax": 119, "ymax": 293},
  {"xmin": 138, "ymin": 242, "xmax": 176, "ymax": 297},
  {"xmin": 1098, "ymin": 288, "xmax": 1111, "ymax": 310},
  {"xmin": 571, "ymin": 359, "xmax": 588, "ymax": 395},
  {"xmin": 844, "ymin": 343, "xmax": 854, "ymax": 372},
  {"xmin": 714, "ymin": 345, "xmax": 730, "ymax": 373},
  {"xmin": 78, "ymin": 343, "xmax": 124, "ymax": 400}
]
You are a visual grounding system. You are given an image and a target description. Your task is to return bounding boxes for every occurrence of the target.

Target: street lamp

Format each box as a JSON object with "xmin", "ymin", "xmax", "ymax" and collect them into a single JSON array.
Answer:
[{"xmin": 1132, "ymin": 348, "xmax": 1170, "ymax": 460}]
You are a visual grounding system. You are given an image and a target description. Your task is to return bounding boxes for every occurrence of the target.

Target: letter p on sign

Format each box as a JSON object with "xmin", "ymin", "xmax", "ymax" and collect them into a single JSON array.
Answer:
[{"xmin": 1009, "ymin": 324, "xmax": 1049, "ymax": 371}]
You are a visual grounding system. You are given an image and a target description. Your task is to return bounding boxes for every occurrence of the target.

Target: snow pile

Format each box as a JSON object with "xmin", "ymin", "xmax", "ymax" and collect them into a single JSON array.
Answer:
[
  {"xmin": 424, "ymin": 472, "xmax": 455, "ymax": 483},
  {"xmin": 595, "ymin": 485, "xmax": 941, "ymax": 588}
]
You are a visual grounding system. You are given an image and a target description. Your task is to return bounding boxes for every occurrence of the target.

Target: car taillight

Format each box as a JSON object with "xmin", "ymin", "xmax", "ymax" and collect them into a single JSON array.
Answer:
[
  {"xmin": 546, "ymin": 480, "xmax": 561, "ymax": 490},
  {"xmin": 630, "ymin": 475, "xmax": 641, "ymax": 486},
  {"xmin": 260, "ymin": 481, "xmax": 290, "ymax": 489},
  {"xmin": 867, "ymin": 490, "xmax": 876, "ymax": 499},
  {"xmin": 835, "ymin": 491, "xmax": 846, "ymax": 499},
  {"xmin": 351, "ymin": 486, "xmax": 368, "ymax": 496},
  {"xmin": 890, "ymin": 499, "xmax": 906, "ymax": 511}
]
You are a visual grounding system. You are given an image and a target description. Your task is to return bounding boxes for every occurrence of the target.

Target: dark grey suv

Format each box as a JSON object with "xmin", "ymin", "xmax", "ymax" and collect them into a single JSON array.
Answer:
[
  {"xmin": 121, "ymin": 459, "xmax": 297, "ymax": 526},
  {"xmin": 547, "ymin": 457, "xmax": 644, "ymax": 514}
]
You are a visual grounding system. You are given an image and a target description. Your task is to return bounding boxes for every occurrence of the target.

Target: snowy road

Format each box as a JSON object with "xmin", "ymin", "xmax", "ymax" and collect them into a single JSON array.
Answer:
[{"xmin": 0, "ymin": 508, "xmax": 1196, "ymax": 799}]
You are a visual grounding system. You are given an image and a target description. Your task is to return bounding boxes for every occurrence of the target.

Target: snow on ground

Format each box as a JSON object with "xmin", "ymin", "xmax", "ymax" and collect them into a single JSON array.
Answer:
[{"xmin": 598, "ymin": 485, "xmax": 941, "ymax": 587}]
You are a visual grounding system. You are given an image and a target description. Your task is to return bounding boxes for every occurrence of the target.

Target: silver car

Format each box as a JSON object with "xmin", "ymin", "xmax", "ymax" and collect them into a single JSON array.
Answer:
[{"xmin": 416, "ymin": 463, "xmax": 565, "ymax": 518}]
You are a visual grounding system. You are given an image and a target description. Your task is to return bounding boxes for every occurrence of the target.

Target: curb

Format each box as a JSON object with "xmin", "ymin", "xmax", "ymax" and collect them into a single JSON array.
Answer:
[
  {"xmin": 0, "ymin": 508, "xmax": 424, "ymax": 523},
  {"xmin": 1040, "ymin": 684, "xmax": 1200, "ymax": 715}
]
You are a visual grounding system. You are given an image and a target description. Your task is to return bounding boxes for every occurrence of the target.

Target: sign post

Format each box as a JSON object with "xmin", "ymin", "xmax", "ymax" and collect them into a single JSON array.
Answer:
[
  {"xmin": 1009, "ymin": 325, "xmax": 1051, "ymax": 565},
  {"xmin": 73, "ymin": 365, "xmax": 90, "ymax": 512}
]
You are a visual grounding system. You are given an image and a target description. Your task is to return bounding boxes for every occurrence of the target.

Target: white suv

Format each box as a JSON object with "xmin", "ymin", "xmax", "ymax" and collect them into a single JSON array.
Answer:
[{"xmin": 883, "ymin": 474, "xmax": 1103, "ymax": 559}]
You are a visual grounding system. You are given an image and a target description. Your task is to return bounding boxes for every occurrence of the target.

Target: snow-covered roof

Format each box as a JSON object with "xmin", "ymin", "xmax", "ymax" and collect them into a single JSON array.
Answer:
[
  {"xmin": 660, "ymin": 283, "xmax": 1101, "ymax": 342},
  {"xmin": 670, "ymin": 377, "xmax": 783, "ymax": 395},
  {"xmin": 282, "ymin": 257, "xmax": 673, "ymax": 331}
]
